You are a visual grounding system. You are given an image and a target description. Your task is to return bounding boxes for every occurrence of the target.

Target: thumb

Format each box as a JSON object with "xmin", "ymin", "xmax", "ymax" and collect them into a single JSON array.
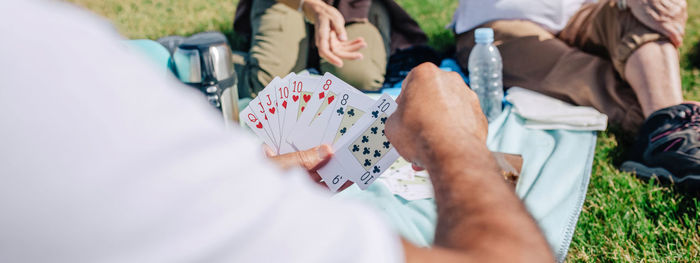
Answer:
[
  {"xmin": 329, "ymin": 12, "xmax": 348, "ymax": 41},
  {"xmin": 262, "ymin": 144, "xmax": 277, "ymax": 157},
  {"xmin": 335, "ymin": 26, "xmax": 348, "ymax": 42},
  {"xmin": 297, "ymin": 144, "xmax": 334, "ymax": 170},
  {"xmin": 271, "ymin": 144, "xmax": 334, "ymax": 170}
]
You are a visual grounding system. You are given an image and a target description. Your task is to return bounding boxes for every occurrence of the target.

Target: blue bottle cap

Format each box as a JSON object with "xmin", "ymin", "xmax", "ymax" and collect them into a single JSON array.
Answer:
[{"xmin": 474, "ymin": 28, "xmax": 494, "ymax": 44}]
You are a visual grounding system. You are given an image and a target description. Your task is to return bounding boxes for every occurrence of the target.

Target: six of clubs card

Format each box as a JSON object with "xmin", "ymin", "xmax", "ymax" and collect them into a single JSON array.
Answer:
[{"xmin": 240, "ymin": 73, "xmax": 400, "ymax": 192}]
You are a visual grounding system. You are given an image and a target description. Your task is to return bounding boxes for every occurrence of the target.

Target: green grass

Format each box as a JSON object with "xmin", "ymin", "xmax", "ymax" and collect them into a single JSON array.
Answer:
[{"xmin": 65, "ymin": 0, "xmax": 700, "ymax": 261}]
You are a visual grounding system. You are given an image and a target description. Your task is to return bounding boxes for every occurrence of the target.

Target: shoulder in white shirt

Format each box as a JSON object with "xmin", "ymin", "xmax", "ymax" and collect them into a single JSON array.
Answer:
[{"xmin": 0, "ymin": 1, "xmax": 402, "ymax": 262}]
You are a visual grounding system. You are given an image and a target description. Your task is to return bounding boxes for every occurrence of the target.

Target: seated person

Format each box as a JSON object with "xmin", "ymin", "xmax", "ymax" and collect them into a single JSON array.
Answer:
[
  {"xmin": 2, "ymin": 1, "xmax": 553, "ymax": 261},
  {"xmin": 453, "ymin": 0, "xmax": 699, "ymax": 186},
  {"xmin": 233, "ymin": 0, "xmax": 428, "ymax": 95}
]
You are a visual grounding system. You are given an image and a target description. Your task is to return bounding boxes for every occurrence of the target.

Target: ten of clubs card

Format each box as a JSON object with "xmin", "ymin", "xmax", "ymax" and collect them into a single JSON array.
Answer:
[{"xmin": 317, "ymin": 94, "xmax": 399, "ymax": 191}]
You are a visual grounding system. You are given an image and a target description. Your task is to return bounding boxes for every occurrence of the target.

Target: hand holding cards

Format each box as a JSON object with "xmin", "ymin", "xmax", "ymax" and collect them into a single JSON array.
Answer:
[{"xmin": 240, "ymin": 72, "xmax": 400, "ymax": 192}]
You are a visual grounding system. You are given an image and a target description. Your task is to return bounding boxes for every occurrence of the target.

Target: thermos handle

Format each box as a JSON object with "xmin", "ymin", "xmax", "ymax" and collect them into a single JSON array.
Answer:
[{"xmin": 199, "ymin": 47, "xmax": 215, "ymax": 85}]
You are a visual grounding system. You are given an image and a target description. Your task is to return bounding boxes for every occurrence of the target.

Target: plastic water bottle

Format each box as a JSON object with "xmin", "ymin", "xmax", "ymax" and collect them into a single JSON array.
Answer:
[{"xmin": 468, "ymin": 28, "xmax": 503, "ymax": 121}]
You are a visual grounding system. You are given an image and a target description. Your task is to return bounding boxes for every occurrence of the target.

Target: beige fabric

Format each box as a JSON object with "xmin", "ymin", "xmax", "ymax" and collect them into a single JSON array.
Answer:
[
  {"xmin": 456, "ymin": 1, "xmax": 667, "ymax": 133},
  {"xmin": 241, "ymin": 0, "xmax": 389, "ymax": 96},
  {"xmin": 321, "ymin": 20, "xmax": 387, "ymax": 91}
]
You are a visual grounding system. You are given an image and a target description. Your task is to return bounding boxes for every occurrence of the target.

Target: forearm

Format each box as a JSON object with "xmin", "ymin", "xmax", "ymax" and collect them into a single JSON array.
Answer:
[
  {"xmin": 424, "ymin": 132, "xmax": 553, "ymax": 262},
  {"xmin": 276, "ymin": 0, "xmax": 302, "ymax": 10},
  {"xmin": 276, "ymin": 0, "xmax": 323, "ymax": 13}
]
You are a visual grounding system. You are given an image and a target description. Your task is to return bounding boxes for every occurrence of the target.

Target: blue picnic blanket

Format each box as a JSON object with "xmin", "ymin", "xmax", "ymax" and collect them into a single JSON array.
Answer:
[
  {"xmin": 127, "ymin": 40, "xmax": 594, "ymax": 262},
  {"xmin": 337, "ymin": 59, "xmax": 594, "ymax": 262},
  {"xmin": 335, "ymin": 105, "xmax": 594, "ymax": 262}
]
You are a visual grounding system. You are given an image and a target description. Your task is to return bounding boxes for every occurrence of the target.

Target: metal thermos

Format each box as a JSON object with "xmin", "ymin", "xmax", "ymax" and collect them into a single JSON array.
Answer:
[{"xmin": 173, "ymin": 32, "xmax": 239, "ymax": 122}]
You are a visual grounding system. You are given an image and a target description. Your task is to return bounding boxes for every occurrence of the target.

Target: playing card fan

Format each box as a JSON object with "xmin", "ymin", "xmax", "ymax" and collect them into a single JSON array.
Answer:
[{"xmin": 240, "ymin": 73, "xmax": 400, "ymax": 191}]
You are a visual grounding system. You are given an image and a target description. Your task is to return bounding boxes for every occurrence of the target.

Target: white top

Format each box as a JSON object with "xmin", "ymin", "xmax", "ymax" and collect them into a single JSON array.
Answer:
[
  {"xmin": 452, "ymin": 0, "xmax": 595, "ymax": 34},
  {"xmin": 0, "ymin": 1, "xmax": 402, "ymax": 262}
]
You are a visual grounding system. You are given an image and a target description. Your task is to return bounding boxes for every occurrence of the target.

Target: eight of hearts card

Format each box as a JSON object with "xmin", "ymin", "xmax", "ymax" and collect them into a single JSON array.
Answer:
[{"xmin": 318, "ymin": 94, "xmax": 400, "ymax": 191}]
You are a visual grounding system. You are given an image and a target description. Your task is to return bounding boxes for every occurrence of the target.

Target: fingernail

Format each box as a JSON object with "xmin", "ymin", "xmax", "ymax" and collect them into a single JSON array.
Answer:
[
  {"xmin": 317, "ymin": 145, "xmax": 332, "ymax": 159},
  {"xmin": 340, "ymin": 34, "xmax": 347, "ymax": 41}
]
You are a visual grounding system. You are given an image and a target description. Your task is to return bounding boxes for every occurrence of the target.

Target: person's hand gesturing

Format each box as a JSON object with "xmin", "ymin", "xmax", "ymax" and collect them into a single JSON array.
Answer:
[{"xmin": 301, "ymin": 0, "xmax": 367, "ymax": 67}]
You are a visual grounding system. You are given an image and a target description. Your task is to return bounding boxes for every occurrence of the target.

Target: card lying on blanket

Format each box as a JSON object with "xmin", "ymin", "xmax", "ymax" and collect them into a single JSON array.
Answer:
[{"xmin": 240, "ymin": 72, "xmax": 400, "ymax": 192}]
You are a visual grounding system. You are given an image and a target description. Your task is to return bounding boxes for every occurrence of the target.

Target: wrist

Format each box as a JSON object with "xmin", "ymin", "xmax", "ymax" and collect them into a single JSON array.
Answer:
[
  {"xmin": 300, "ymin": 0, "xmax": 323, "ymax": 22},
  {"xmin": 423, "ymin": 134, "xmax": 501, "ymax": 198},
  {"xmin": 419, "ymin": 129, "xmax": 492, "ymax": 173}
]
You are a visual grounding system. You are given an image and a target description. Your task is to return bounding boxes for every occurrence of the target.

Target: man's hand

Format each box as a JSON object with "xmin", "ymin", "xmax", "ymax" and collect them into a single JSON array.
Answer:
[
  {"xmin": 385, "ymin": 63, "xmax": 489, "ymax": 170},
  {"xmin": 387, "ymin": 63, "xmax": 554, "ymax": 262},
  {"xmin": 629, "ymin": 0, "xmax": 687, "ymax": 47},
  {"xmin": 301, "ymin": 0, "xmax": 367, "ymax": 67},
  {"xmin": 265, "ymin": 144, "xmax": 353, "ymax": 191}
]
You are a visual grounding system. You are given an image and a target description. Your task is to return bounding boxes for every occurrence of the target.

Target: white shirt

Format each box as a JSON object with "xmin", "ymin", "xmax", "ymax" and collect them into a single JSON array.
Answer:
[
  {"xmin": 0, "ymin": 1, "xmax": 402, "ymax": 262},
  {"xmin": 452, "ymin": 0, "xmax": 595, "ymax": 34}
]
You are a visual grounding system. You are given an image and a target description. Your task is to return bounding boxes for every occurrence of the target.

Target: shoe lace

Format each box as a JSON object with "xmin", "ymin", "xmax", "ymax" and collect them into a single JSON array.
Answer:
[
  {"xmin": 650, "ymin": 105, "xmax": 700, "ymax": 143},
  {"xmin": 680, "ymin": 105, "xmax": 700, "ymax": 132},
  {"xmin": 679, "ymin": 105, "xmax": 700, "ymax": 155}
]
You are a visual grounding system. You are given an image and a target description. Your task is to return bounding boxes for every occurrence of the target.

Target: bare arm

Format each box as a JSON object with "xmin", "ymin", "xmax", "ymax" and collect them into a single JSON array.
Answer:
[{"xmin": 386, "ymin": 63, "xmax": 554, "ymax": 262}]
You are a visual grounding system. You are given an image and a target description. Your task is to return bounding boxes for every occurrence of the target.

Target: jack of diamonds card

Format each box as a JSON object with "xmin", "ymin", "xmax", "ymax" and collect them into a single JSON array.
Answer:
[
  {"xmin": 287, "ymin": 72, "xmax": 354, "ymax": 151},
  {"xmin": 271, "ymin": 73, "xmax": 295, "ymax": 153},
  {"xmin": 318, "ymin": 94, "xmax": 399, "ymax": 190}
]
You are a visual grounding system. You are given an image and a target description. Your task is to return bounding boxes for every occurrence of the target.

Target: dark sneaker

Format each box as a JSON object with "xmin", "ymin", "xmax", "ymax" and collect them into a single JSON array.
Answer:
[{"xmin": 621, "ymin": 103, "xmax": 700, "ymax": 191}]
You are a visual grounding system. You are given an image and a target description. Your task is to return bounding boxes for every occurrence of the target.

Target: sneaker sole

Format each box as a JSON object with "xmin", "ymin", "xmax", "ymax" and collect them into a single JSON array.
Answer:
[{"xmin": 621, "ymin": 161, "xmax": 700, "ymax": 191}]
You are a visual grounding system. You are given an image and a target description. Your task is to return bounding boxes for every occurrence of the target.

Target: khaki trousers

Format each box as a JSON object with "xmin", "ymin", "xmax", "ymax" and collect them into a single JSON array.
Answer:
[
  {"xmin": 457, "ymin": 1, "xmax": 667, "ymax": 133},
  {"xmin": 239, "ymin": 0, "xmax": 390, "ymax": 97}
]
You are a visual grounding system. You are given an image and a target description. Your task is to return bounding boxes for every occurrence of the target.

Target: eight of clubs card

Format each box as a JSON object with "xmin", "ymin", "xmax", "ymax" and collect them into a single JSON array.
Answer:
[
  {"xmin": 319, "ymin": 94, "xmax": 400, "ymax": 190},
  {"xmin": 321, "ymin": 91, "xmax": 375, "ymax": 145}
]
